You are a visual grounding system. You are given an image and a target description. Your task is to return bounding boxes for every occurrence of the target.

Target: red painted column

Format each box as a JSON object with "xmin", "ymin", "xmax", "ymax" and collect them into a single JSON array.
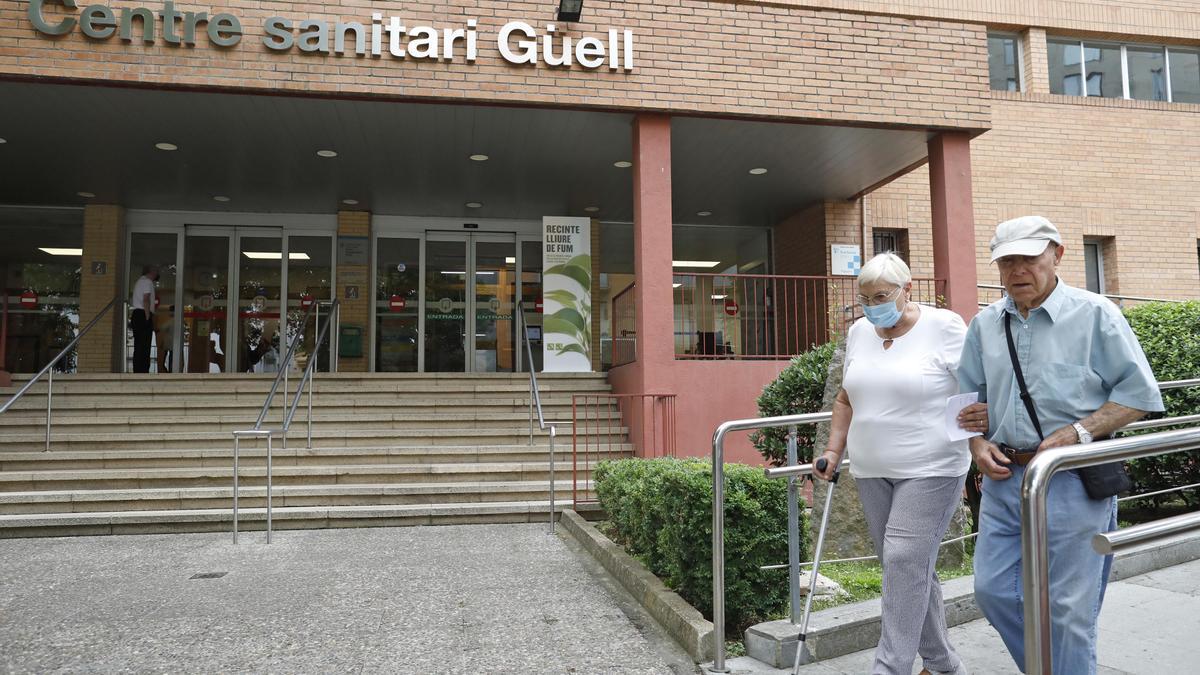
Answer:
[
  {"xmin": 928, "ymin": 132, "xmax": 980, "ymax": 320},
  {"xmin": 632, "ymin": 114, "xmax": 675, "ymax": 384}
]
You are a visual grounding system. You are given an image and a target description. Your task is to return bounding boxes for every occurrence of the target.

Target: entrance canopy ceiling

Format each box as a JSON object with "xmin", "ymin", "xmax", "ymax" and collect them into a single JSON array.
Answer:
[{"xmin": 0, "ymin": 81, "xmax": 934, "ymax": 228}]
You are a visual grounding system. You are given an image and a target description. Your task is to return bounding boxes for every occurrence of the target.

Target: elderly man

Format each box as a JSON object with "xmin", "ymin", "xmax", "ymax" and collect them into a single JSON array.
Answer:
[{"xmin": 956, "ymin": 216, "xmax": 1163, "ymax": 674}]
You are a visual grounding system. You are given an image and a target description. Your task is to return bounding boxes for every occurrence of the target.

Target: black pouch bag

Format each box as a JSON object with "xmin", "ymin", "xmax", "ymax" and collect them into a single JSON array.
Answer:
[{"xmin": 1004, "ymin": 313, "xmax": 1131, "ymax": 500}]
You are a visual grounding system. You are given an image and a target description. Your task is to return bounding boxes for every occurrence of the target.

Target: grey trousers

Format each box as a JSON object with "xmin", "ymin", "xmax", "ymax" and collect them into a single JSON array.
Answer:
[{"xmin": 856, "ymin": 474, "xmax": 967, "ymax": 675}]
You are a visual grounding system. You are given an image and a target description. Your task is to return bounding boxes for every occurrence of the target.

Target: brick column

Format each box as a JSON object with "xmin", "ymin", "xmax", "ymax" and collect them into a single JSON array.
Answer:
[
  {"xmin": 590, "ymin": 219, "xmax": 601, "ymax": 370},
  {"xmin": 632, "ymin": 114, "xmax": 675, "ymax": 379},
  {"xmin": 1022, "ymin": 28, "xmax": 1049, "ymax": 94},
  {"xmin": 335, "ymin": 210, "xmax": 371, "ymax": 372},
  {"xmin": 928, "ymin": 133, "xmax": 979, "ymax": 320},
  {"xmin": 78, "ymin": 205, "xmax": 125, "ymax": 373}
]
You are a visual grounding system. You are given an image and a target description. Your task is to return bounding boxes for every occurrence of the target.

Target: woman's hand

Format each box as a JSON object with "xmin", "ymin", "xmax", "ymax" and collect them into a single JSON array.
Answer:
[
  {"xmin": 813, "ymin": 449, "xmax": 842, "ymax": 481},
  {"xmin": 957, "ymin": 402, "xmax": 989, "ymax": 435}
]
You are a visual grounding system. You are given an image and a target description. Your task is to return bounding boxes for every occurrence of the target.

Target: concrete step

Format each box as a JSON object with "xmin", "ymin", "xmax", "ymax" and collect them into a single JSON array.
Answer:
[
  {"xmin": 0, "ymin": 412, "xmax": 617, "ymax": 434},
  {"xmin": 0, "ymin": 426, "xmax": 628, "ymax": 452},
  {"xmin": 0, "ymin": 480, "xmax": 590, "ymax": 513},
  {"xmin": 0, "ymin": 443, "xmax": 630, "ymax": 471},
  {"xmin": 0, "ymin": 459, "xmax": 611, "ymax": 491},
  {"xmin": 0, "ymin": 500, "xmax": 604, "ymax": 537}
]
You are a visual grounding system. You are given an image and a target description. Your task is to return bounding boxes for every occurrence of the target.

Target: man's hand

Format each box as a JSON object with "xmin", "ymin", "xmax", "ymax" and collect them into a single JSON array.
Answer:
[
  {"xmin": 1037, "ymin": 424, "xmax": 1082, "ymax": 452},
  {"xmin": 813, "ymin": 449, "xmax": 842, "ymax": 481},
  {"xmin": 956, "ymin": 402, "xmax": 989, "ymax": 434},
  {"xmin": 970, "ymin": 437, "xmax": 1012, "ymax": 480}
]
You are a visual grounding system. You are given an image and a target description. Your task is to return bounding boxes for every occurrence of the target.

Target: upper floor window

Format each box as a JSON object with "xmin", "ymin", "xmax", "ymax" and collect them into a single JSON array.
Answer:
[
  {"xmin": 988, "ymin": 33, "xmax": 1021, "ymax": 91},
  {"xmin": 1050, "ymin": 37, "xmax": 1200, "ymax": 103}
]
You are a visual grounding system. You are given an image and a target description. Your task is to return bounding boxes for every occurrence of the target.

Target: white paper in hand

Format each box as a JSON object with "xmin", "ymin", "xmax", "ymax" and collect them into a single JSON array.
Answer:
[{"xmin": 945, "ymin": 392, "xmax": 982, "ymax": 442}]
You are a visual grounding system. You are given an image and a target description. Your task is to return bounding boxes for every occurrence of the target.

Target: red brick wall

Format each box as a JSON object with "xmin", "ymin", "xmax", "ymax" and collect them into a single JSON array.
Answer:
[{"xmin": 0, "ymin": 0, "xmax": 990, "ymax": 130}]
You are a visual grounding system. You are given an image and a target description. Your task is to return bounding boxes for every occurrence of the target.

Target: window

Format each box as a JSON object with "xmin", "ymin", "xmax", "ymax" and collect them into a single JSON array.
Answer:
[
  {"xmin": 1049, "ymin": 39, "xmax": 1083, "ymax": 95},
  {"xmin": 1170, "ymin": 49, "xmax": 1200, "ymax": 104},
  {"xmin": 1083, "ymin": 240, "xmax": 1105, "ymax": 294},
  {"xmin": 1083, "ymin": 43, "xmax": 1123, "ymax": 98},
  {"xmin": 988, "ymin": 33, "xmax": 1021, "ymax": 91},
  {"xmin": 1127, "ymin": 45, "xmax": 1168, "ymax": 101},
  {"xmin": 1049, "ymin": 37, "xmax": 1200, "ymax": 103},
  {"xmin": 872, "ymin": 228, "xmax": 910, "ymax": 264}
]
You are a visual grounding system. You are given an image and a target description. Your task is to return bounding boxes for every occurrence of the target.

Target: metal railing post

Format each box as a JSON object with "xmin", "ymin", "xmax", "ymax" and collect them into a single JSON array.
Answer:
[
  {"xmin": 266, "ymin": 432, "xmax": 273, "ymax": 544},
  {"xmin": 549, "ymin": 424, "xmax": 556, "ymax": 534},
  {"xmin": 307, "ymin": 367, "xmax": 313, "ymax": 449},
  {"xmin": 44, "ymin": 368, "xmax": 52, "ymax": 452},
  {"xmin": 786, "ymin": 425, "xmax": 800, "ymax": 625},
  {"xmin": 232, "ymin": 434, "xmax": 240, "ymax": 544},
  {"xmin": 282, "ymin": 355, "xmax": 288, "ymax": 450}
]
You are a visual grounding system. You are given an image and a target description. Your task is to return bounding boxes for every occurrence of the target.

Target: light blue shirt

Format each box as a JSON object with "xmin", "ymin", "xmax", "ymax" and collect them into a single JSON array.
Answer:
[{"xmin": 957, "ymin": 279, "xmax": 1164, "ymax": 449}]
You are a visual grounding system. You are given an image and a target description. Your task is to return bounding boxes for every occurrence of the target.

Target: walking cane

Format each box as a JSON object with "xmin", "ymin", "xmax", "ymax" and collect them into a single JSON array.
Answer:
[{"xmin": 793, "ymin": 456, "xmax": 840, "ymax": 674}]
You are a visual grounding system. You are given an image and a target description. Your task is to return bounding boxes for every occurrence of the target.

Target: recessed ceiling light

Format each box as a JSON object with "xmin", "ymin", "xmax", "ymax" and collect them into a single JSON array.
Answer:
[
  {"xmin": 672, "ymin": 260, "xmax": 721, "ymax": 268},
  {"xmin": 213, "ymin": 195, "xmax": 231, "ymax": 202},
  {"xmin": 697, "ymin": 211, "xmax": 712, "ymax": 217},
  {"xmin": 342, "ymin": 199, "xmax": 359, "ymax": 205},
  {"xmin": 316, "ymin": 149, "xmax": 338, "ymax": 158},
  {"xmin": 0, "ymin": 138, "xmax": 7, "ymax": 144},
  {"xmin": 465, "ymin": 202, "xmax": 483, "ymax": 208},
  {"xmin": 39, "ymin": 247, "xmax": 83, "ymax": 256},
  {"xmin": 749, "ymin": 167, "xmax": 768, "ymax": 175},
  {"xmin": 505, "ymin": 257, "xmax": 516, "ymax": 264},
  {"xmin": 711, "ymin": 294, "xmax": 728, "ymax": 300},
  {"xmin": 155, "ymin": 142, "xmax": 178, "ymax": 151},
  {"xmin": 584, "ymin": 206, "xmax": 600, "ymax": 213},
  {"xmin": 77, "ymin": 191, "xmax": 95, "ymax": 198},
  {"xmin": 614, "ymin": 161, "xmax": 632, "ymax": 168},
  {"xmin": 469, "ymin": 154, "xmax": 489, "ymax": 162},
  {"xmin": 672, "ymin": 283, "xmax": 682, "ymax": 288}
]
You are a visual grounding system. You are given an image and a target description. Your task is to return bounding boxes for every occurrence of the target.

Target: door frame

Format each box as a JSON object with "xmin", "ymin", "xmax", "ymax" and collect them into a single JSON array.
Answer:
[{"xmin": 124, "ymin": 210, "xmax": 336, "ymax": 373}]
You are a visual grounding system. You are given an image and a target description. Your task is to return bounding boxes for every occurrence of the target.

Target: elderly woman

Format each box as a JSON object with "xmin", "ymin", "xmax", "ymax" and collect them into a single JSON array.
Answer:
[{"xmin": 814, "ymin": 253, "xmax": 979, "ymax": 675}]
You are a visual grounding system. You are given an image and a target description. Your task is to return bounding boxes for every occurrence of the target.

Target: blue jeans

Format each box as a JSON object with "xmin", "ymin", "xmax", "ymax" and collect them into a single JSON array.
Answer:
[{"xmin": 973, "ymin": 465, "xmax": 1118, "ymax": 675}]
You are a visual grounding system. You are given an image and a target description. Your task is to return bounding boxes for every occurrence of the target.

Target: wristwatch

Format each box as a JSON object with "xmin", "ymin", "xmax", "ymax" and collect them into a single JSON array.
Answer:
[{"xmin": 1072, "ymin": 422, "xmax": 1093, "ymax": 444}]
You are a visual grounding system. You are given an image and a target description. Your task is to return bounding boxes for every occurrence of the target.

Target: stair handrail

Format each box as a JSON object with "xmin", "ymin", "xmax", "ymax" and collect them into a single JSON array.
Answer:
[
  {"xmin": 281, "ymin": 300, "xmax": 339, "ymax": 449},
  {"xmin": 517, "ymin": 299, "xmax": 563, "ymax": 534},
  {"xmin": 0, "ymin": 296, "xmax": 122, "ymax": 451},
  {"xmin": 251, "ymin": 299, "xmax": 318, "ymax": 430}
]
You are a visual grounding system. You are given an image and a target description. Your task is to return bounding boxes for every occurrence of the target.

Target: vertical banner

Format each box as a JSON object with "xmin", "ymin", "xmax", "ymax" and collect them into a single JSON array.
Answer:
[{"xmin": 542, "ymin": 216, "xmax": 592, "ymax": 372}]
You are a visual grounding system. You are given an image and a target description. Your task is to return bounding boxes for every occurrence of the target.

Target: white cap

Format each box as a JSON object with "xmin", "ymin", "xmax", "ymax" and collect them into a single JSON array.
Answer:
[{"xmin": 989, "ymin": 216, "xmax": 1062, "ymax": 263}]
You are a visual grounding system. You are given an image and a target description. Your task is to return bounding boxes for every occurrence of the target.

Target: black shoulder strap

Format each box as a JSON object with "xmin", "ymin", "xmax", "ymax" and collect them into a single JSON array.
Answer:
[{"xmin": 1005, "ymin": 313, "xmax": 1044, "ymax": 441}]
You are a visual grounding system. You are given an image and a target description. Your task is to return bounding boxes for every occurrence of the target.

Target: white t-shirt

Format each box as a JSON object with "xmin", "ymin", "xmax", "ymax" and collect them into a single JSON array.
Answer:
[
  {"xmin": 842, "ymin": 304, "xmax": 970, "ymax": 479},
  {"xmin": 131, "ymin": 275, "xmax": 156, "ymax": 313}
]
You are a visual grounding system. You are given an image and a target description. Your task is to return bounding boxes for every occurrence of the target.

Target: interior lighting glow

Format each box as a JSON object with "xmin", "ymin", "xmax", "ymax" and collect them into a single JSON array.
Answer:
[
  {"xmin": 155, "ymin": 142, "xmax": 178, "ymax": 151},
  {"xmin": 613, "ymin": 161, "xmax": 632, "ymax": 168},
  {"xmin": 470, "ymin": 154, "xmax": 489, "ymax": 161},
  {"xmin": 39, "ymin": 247, "xmax": 83, "ymax": 256},
  {"xmin": 316, "ymin": 150, "xmax": 338, "ymax": 158},
  {"xmin": 672, "ymin": 260, "xmax": 721, "ymax": 268},
  {"xmin": 77, "ymin": 191, "xmax": 95, "ymax": 198},
  {"xmin": 748, "ymin": 167, "xmax": 768, "ymax": 175},
  {"xmin": 242, "ymin": 252, "xmax": 311, "ymax": 260}
]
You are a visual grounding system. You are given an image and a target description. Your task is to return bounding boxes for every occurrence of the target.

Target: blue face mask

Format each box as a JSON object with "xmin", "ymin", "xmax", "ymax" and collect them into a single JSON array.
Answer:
[{"xmin": 862, "ymin": 301, "xmax": 902, "ymax": 328}]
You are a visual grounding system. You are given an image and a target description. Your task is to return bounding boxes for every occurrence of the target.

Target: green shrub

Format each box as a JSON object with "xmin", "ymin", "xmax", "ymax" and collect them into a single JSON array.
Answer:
[
  {"xmin": 1123, "ymin": 300, "xmax": 1200, "ymax": 507},
  {"xmin": 750, "ymin": 341, "xmax": 838, "ymax": 465},
  {"xmin": 595, "ymin": 458, "xmax": 802, "ymax": 634}
]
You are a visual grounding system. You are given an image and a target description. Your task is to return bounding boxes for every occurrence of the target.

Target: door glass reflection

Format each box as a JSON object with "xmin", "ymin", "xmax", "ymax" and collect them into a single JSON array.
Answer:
[
  {"xmin": 238, "ymin": 236, "xmax": 283, "ymax": 373},
  {"xmin": 474, "ymin": 241, "xmax": 516, "ymax": 373},
  {"xmin": 424, "ymin": 240, "xmax": 466, "ymax": 372},
  {"xmin": 183, "ymin": 234, "xmax": 228, "ymax": 373}
]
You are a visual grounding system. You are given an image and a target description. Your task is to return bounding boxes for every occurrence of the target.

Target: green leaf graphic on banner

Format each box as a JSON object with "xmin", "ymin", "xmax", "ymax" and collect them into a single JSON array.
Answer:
[
  {"xmin": 545, "ymin": 254, "xmax": 591, "ymax": 290},
  {"xmin": 544, "ymin": 290, "xmax": 579, "ymax": 308},
  {"xmin": 555, "ymin": 343, "xmax": 589, "ymax": 357}
]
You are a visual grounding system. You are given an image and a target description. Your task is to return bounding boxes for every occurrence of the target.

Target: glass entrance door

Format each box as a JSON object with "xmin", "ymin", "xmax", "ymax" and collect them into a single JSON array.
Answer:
[
  {"xmin": 422, "ymin": 234, "xmax": 516, "ymax": 373},
  {"xmin": 182, "ymin": 229, "xmax": 231, "ymax": 373}
]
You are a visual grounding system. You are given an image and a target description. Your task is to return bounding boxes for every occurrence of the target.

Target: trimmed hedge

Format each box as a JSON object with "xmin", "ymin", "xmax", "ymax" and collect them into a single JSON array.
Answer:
[
  {"xmin": 750, "ymin": 341, "xmax": 838, "ymax": 466},
  {"xmin": 595, "ymin": 458, "xmax": 802, "ymax": 634},
  {"xmin": 1123, "ymin": 300, "xmax": 1200, "ymax": 507}
]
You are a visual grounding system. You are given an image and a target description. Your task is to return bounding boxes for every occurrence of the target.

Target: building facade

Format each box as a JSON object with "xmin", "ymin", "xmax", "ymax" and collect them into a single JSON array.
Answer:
[{"xmin": 1, "ymin": 0, "xmax": 1197, "ymax": 462}]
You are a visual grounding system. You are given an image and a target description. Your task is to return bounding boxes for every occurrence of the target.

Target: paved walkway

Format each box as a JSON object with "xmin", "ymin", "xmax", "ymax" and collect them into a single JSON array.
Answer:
[
  {"xmin": 780, "ymin": 557, "xmax": 1200, "ymax": 674},
  {"xmin": 0, "ymin": 525, "xmax": 697, "ymax": 674}
]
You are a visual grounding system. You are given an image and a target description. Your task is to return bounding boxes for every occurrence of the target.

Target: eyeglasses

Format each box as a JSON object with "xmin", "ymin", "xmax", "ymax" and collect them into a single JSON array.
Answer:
[{"xmin": 856, "ymin": 286, "xmax": 902, "ymax": 306}]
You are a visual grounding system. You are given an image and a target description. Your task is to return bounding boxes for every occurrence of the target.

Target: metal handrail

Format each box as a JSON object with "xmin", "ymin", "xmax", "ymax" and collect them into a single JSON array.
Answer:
[
  {"xmin": 1092, "ymin": 509, "xmax": 1200, "ymax": 556},
  {"xmin": 252, "ymin": 299, "xmax": 318, "ymax": 430},
  {"xmin": 281, "ymin": 300, "xmax": 339, "ymax": 449},
  {"xmin": 0, "ymin": 296, "xmax": 121, "ymax": 451},
  {"xmin": 517, "ymin": 299, "xmax": 565, "ymax": 534},
  {"xmin": 709, "ymin": 410, "xmax": 832, "ymax": 673},
  {"xmin": 1021, "ymin": 426, "xmax": 1200, "ymax": 674}
]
